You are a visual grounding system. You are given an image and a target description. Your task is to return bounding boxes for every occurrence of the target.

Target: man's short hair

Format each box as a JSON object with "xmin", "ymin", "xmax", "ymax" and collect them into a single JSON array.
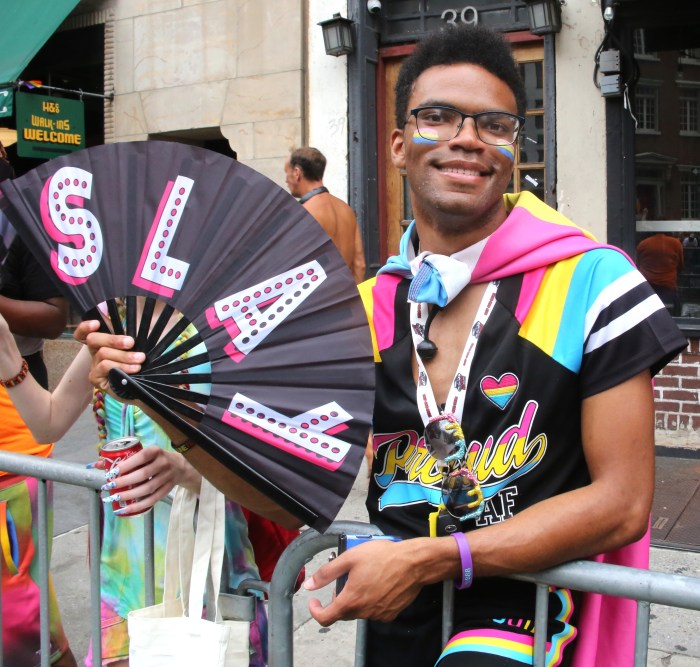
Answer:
[
  {"xmin": 395, "ymin": 24, "xmax": 527, "ymax": 128},
  {"xmin": 289, "ymin": 147, "xmax": 327, "ymax": 182}
]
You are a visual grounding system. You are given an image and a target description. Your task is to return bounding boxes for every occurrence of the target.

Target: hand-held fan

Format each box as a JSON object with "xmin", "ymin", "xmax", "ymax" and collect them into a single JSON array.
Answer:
[{"xmin": 0, "ymin": 141, "xmax": 375, "ymax": 531}]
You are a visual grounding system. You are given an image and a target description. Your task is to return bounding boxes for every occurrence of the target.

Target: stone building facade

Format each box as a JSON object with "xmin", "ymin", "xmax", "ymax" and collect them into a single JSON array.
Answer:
[{"xmin": 23, "ymin": 0, "xmax": 700, "ymax": 451}]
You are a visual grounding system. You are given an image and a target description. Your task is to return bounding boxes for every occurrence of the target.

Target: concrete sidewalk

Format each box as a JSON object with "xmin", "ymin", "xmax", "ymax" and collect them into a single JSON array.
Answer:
[{"xmin": 51, "ymin": 460, "xmax": 700, "ymax": 666}]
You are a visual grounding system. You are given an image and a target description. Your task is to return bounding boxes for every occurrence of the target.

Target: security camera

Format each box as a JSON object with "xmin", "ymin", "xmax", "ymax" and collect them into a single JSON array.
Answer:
[{"xmin": 367, "ymin": 0, "xmax": 382, "ymax": 15}]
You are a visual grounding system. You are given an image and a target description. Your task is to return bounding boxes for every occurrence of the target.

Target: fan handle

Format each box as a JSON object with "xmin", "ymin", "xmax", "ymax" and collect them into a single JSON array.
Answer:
[{"xmin": 108, "ymin": 368, "xmax": 319, "ymax": 528}]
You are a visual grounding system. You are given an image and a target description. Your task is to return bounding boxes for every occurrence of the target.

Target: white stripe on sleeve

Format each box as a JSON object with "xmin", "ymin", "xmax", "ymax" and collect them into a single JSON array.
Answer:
[
  {"xmin": 585, "ymin": 294, "xmax": 666, "ymax": 354},
  {"xmin": 584, "ymin": 270, "xmax": 647, "ymax": 340}
]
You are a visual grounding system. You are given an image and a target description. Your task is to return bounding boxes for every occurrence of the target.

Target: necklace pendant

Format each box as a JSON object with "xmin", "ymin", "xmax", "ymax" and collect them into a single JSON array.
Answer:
[
  {"xmin": 417, "ymin": 338, "xmax": 438, "ymax": 360},
  {"xmin": 424, "ymin": 414, "xmax": 463, "ymax": 463}
]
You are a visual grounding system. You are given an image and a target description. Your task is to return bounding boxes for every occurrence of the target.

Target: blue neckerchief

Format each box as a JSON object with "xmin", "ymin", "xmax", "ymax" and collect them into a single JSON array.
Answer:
[{"xmin": 377, "ymin": 221, "xmax": 478, "ymax": 307}]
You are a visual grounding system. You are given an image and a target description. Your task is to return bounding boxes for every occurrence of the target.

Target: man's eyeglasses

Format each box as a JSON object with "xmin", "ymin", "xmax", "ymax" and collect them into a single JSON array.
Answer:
[{"xmin": 409, "ymin": 106, "xmax": 525, "ymax": 146}]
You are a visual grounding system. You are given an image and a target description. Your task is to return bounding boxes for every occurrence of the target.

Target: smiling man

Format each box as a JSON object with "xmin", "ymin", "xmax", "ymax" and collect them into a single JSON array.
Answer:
[
  {"xmin": 301, "ymin": 24, "xmax": 687, "ymax": 667},
  {"xmin": 79, "ymin": 23, "xmax": 686, "ymax": 667}
]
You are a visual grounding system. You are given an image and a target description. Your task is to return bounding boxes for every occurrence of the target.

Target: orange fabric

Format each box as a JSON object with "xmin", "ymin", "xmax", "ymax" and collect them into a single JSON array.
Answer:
[
  {"xmin": 636, "ymin": 233, "xmax": 684, "ymax": 289},
  {"xmin": 0, "ymin": 387, "xmax": 53, "ymax": 474}
]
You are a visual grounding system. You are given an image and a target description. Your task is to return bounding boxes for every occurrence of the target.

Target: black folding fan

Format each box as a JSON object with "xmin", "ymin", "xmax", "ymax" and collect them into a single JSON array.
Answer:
[{"xmin": 0, "ymin": 141, "xmax": 375, "ymax": 531}]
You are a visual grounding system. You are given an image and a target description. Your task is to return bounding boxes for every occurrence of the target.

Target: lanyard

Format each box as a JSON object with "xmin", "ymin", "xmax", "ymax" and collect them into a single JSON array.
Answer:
[
  {"xmin": 410, "ymin": 280, "xmax": 499, "ymax": 427},
  {"xmin": 298, "ymin": 186, "xmax": 328, "ymax": 204}
]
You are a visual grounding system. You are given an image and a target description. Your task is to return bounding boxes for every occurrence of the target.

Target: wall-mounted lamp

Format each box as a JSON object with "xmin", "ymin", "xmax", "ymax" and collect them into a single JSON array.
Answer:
[
  {"xmin": 523, "ymin": 0, "xmax": 563, "ymax": 36},
  {"xmin": 601, "ymin": 0, "xmax": 619, "ymax": 22},
  {"xmin": 318, "ymin": 13, "xmax": 355, "ymax": 57}
]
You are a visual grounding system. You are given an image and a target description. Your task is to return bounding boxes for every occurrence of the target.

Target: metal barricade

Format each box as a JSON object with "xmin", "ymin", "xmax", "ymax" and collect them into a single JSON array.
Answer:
[
  {"xmin": 267, "ymin": 521, "xmax": 700, "ymax": 667},
  {"xmin": 0, "ymin": 450, "xmax": 158, "ymax": 667},
  {"xmin": 4, "ymin": 451, "xmax": 699, "ymax": 667}
]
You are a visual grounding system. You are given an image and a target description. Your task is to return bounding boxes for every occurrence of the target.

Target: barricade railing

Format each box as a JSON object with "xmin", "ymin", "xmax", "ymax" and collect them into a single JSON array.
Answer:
[
  {"xmin": 267, "ymin": 520, "xmax": 700, "ymax": 667},
  {"xmin": 0, "ymin": 450, "xmax": 263, "ymax": 667},
  {"xmin": 4, "ymin": 451, "xmax": 699, "ymax": 667},
  {"xmin": 0, "ymin": 450, "xmax": 159, "ymax": 667}
]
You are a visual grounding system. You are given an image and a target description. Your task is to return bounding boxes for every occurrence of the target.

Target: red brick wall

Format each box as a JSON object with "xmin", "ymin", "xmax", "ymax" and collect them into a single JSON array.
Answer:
[{"xmin": 653, "ymin": 337, "xmax": 699, "ymax": 431}]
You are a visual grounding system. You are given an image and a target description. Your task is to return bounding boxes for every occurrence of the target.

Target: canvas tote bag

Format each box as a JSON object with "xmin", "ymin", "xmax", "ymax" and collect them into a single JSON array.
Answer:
[{"xmin": 127, "ymin": 478, "xmax": 250, "ymax": 667}]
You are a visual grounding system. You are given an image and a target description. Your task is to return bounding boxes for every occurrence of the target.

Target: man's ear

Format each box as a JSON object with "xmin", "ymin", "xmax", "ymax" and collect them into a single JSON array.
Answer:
[{"xmin": 390, "ymin": 128, "xmax": 406, "ymax": 169}]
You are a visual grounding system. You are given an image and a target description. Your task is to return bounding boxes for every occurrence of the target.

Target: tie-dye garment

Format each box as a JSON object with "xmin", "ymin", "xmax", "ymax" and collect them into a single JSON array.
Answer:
[
  {"xmin": 360, "ymin": 192, "xmax": 686, "ymax": 667},
  {"xmin": 85, "ymin": 395, "xmax": 266, "ymax": 667}
]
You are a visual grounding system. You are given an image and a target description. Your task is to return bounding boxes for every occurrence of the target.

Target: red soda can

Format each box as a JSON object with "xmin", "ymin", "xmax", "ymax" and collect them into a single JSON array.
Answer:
[{"xmin": 99, "ymin": 436, "xmax": 145, "ymax": 515}]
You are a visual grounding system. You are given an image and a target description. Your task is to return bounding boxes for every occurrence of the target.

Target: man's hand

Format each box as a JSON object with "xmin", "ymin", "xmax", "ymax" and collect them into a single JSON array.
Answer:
[
  {"xmin": 74, "ymin": 321, "xmax": 145, "ymax": 395},
  {"xmin": 304, "ymin": 538, "xmax": 435, "ymax": 626}
]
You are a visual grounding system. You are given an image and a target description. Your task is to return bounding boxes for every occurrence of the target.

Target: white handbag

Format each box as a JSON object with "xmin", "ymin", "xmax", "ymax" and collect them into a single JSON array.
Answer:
[{"xmin": 127, "ymin": 479, "xmax": 250, "ymax": 667}]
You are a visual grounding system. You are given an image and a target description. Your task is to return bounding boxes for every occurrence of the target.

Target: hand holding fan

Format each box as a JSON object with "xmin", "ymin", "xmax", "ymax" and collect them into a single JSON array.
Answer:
[{"xmin": 0, "ymin": 141, "xmax": 374, "ymax": 531}]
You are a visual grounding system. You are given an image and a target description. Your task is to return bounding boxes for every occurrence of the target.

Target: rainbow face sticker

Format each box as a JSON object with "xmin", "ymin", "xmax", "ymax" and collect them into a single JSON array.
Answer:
[
  {"xmin": 495, "ymin": 142, "xmax": 515, "ymax": 161},
  {"xmin": 412, "ymin": 129, "xmax": 440, "ymax": 144}
]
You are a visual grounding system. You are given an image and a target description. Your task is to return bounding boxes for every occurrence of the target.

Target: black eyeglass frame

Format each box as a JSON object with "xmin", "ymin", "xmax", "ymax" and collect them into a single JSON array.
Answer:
[{"xmin": 408, "ymin": 105, "xmax": 527, "ymax": 146}]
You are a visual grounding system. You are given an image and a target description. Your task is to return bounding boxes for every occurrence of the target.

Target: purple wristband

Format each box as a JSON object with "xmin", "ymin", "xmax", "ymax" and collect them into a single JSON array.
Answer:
[{"xmin": 451, "ymin": 532, "xmax": 473, "ymax": 590}]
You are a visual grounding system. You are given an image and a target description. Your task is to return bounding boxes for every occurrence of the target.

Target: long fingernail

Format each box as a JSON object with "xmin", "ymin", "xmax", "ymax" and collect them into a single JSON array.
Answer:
[
  {"xmin": 100, "ymin": 481, "xmax": 117, "ymax": 491},
  {"xmin": 102, "ymin": 493, "xmax": 121, "ymax": 503},
  {"xmin": 104, "ymin": 467, "xmax": 120, "ymax": 480}
]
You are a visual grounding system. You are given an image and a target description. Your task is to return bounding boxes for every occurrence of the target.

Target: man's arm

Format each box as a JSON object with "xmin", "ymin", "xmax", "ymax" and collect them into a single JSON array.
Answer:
[
  {"xmin": 0, "ymin": 237, "xmax": 69, "ymax": 338},
  {"xmin": 0, "ymin": 295, "xmax": 68, "ymax": 338},
  {"xmin": 352, "ymin": 223, "xmax": 366, "ymax": 284},
  {"xmin": 78, "ymin": 322, "xmax": 303, "ymax": 529},
  {"xmin": 306, "ymin": 370, "xmax": 655, "ymax": 624}
]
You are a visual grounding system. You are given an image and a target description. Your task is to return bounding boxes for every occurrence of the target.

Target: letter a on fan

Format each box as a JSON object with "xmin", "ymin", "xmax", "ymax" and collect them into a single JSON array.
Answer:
[{"xmin": 0, "ymin": 141, "xmax": 374, "ymax": 531}]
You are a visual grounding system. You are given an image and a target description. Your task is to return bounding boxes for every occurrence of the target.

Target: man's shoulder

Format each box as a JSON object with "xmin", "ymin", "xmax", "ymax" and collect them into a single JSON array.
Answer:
[
  {"xmin": 560, "ymin": 245, "xmax": 634, "ymax": 279},
  {"xmin": 329, "ymin": 193, "xmax": 354, "ymax": 210},
  {"xmin": 307, "ymin": 191, "xmax": 354, "ymax": 212},
  {"xmin": 304, "ymin": 193, "xmax": 357, "ymax": 229}
]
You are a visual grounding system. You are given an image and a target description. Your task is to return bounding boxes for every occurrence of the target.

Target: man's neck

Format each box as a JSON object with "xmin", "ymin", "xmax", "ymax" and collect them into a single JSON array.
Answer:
[
  {"xmin": 298, "ymin": 180, "xmax": 324, "ymax": 197},
  {"xmin": 298, "ymin": 183, "xmax": 328, "ymax": 205},
  {"xmin": 415, "ymin": 219, "xmax": 500, "ymax": 255},
  {"xmin": 413, "ymin": 202, "xmax": 508, "ymax": 255}
]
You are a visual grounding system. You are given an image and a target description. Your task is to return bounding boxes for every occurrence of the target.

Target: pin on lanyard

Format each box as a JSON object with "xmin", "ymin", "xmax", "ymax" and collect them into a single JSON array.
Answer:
[{"xmin": 410, "ymin": 281, "xmax": 499, "ymax": 428}]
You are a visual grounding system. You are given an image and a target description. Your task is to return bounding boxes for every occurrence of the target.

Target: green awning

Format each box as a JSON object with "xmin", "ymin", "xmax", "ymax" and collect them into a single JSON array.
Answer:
[{"xmin": 0, "ymin": 0, "xmax": 80, "ymax": 85}]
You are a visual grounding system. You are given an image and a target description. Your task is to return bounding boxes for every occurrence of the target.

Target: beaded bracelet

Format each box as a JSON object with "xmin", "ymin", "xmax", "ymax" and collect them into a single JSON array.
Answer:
[
  {"xmin": 0, "ymin": 358, "xmax": 29, "ymax": 389},
  {"xmin": 171, "ymin": 438, "xmax": 196, "ymax": 454},
  {"xmin": 451, "ymin": 531, "xmax": 474, "ymax": 590}
]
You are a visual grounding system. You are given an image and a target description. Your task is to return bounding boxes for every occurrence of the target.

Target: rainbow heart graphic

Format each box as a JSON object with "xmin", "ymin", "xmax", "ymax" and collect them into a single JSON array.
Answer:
[{"xmin": 480, "ymin": 373, "xmax": 519, "ymax": 410}]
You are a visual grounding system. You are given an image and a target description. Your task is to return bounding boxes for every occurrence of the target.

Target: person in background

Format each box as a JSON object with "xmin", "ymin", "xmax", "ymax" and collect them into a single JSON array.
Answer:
[
  {"xmin": 0, "ymin": 141, "xmax": 76, "ymax": 666},
  {"xmin": 682, "ymin": 233, "xmax": 698, "ymax": 248},
  {"xmin": 285, "ymin": 146, "xmax": 366, "ymax": 283},
  {"xmin": 636, "ymin": 232, "xmax": 684, "ymax": 315}
]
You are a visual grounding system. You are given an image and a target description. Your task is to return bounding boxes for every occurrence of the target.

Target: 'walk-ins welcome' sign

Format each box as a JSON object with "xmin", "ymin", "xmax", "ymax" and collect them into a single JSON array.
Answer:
[{"xmin": 16, "ymin": 92, "xmax": 85, "ymax": 159}]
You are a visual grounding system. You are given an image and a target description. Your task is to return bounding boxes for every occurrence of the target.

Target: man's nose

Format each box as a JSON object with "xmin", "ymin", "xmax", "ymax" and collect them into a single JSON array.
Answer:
[{"xmin": 449, "ymin": 117, "xmax": 482, "ymax": 147}]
